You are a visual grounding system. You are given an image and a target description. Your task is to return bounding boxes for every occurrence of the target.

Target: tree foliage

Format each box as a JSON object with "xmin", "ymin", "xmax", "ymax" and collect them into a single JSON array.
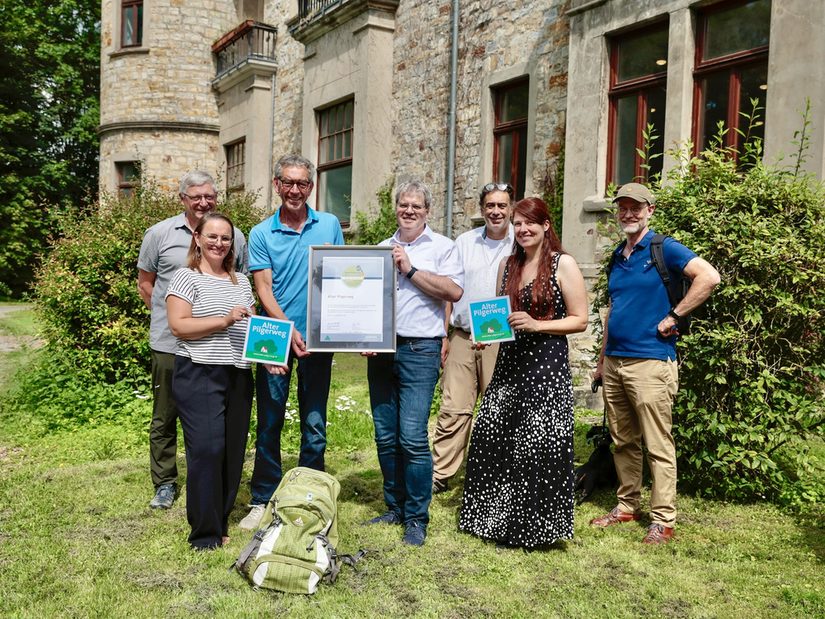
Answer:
[
  {"xmin": 35, "ymin": 186, "xmax": 264, "ymax": 385},
  {"xmin": 0, "ymin": 0, "xmax": 100, "ymax": 297},
  {"xmin": 351, "ymin": 178, "xmax": 398, "ymax": 245},
  {"xmin": 594, "ymin": 119, "xmax": 825, "ymax": 506}
]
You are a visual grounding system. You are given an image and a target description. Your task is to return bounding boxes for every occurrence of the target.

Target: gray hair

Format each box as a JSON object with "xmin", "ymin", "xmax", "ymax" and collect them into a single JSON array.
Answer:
[
  {"xmin": 395, "ymin": 180, "xmax": 432, "ymax": 210},
  {"xmin": 179, "ymin": 170, "xmax": 216, "ymax": 195},
  {"xmin": 274, "ymin": 154, "xmax": 315, "ymax": 182}
]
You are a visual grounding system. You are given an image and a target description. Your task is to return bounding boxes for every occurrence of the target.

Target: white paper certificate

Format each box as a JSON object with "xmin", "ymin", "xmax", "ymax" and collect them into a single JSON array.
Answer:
[{"xmin": 320, "ymin": 256, "xmax": 384, "ymax": 342}]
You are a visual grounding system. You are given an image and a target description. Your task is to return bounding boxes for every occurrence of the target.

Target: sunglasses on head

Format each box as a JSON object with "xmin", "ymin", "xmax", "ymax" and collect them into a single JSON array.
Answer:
[{"xmin": 482, "ymin": 182, "xmax": 514, "ymax": 195}]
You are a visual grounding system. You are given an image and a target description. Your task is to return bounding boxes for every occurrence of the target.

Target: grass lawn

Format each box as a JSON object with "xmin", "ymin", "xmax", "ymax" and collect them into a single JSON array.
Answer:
[{"xmin": 0, "ymin": 308, "xmax": 822, "ymax": 618}]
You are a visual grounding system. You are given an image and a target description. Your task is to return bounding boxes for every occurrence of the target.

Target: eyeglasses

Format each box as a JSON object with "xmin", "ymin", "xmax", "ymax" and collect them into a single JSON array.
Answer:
[
  {"xmin": 279, "ymin": 178, "xmax": 312, "ymax": 191},
  {"xmin": 183, "ymin": 193, "xmax": 217, "ymax": 203},
  {"xmin": 201, "ymin": 233, "xmax": 233, "ymax": 245},
  {"xmin": 616, "ymin": 203, "xmax": 649, "ymax": 215},
  {"xmin": 481, "ymin": 182, "xmax": 514, "ymax": 196},
  {"xmin": 397, "ymin": 202, "xmax": 427, "ymax": 212}
]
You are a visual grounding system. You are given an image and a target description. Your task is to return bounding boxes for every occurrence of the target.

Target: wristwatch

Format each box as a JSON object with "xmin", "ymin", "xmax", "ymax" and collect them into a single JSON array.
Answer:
[
  {"xmin": 406, "ymin": 266, "xmax": 418, "ymax": 279},
  {"xmin": 668, "ymin": 308, "xmax": 681, "ymax": 321}
]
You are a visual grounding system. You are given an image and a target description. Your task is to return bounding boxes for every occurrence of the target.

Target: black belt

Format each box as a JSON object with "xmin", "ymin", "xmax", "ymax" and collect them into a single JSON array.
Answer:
[{"xmin": 396, "ymin": 335, "xmax": 442, "ymax": 344}]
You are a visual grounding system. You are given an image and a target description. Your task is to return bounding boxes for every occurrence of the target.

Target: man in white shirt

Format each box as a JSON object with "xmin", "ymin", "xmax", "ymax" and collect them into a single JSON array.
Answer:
[
  {"xmin": 432, "ymin": 182, "xmax": 514, "ymax": 494},
  {"xmin": 363, "ymin": 180, "xmax": 464, "ymax": 547}
]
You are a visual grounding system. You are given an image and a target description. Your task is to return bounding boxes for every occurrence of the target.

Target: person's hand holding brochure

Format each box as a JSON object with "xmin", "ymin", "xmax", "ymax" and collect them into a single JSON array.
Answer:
[
  {"xmin": 468, "ymin": 296, "xmax": 515, "ymax": 344},
  {"xmin": 242, "ymin": 315, "xmax": 294, "ymax": 367}
]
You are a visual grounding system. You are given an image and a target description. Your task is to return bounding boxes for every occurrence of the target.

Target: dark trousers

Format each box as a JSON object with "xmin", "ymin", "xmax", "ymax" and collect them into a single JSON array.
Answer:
[
  {"xmin": 172, "ymin": 356, "xmax": 253, "ymax": 549},
  {"xmin": 249, "ymin": 352, "xmax": 334, "ymax": 505},
  {"xmin": 150, "ymin": 350, "xmax": 179, "ymax": 487}
]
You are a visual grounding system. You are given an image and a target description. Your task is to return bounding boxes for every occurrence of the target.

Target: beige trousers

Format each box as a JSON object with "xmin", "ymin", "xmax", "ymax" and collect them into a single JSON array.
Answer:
[
  {"xmin": 432, "ymin": 329, "xmax": 499, "ymax": 482},
  {"xmin": 602, "ymin": 355, "xmax": 679, "ymax": 527}
]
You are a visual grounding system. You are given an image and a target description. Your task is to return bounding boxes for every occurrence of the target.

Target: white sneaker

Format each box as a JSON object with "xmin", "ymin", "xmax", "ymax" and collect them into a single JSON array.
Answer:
[{"xmin": 239, "ymin": 504, "xmax": 266, "ymax": 531}]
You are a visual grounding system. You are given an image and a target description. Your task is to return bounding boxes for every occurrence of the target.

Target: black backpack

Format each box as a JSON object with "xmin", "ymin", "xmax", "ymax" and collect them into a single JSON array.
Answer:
[{"xmin": 606, "ymin": 234, "xmax": 692, "ymax": 334}]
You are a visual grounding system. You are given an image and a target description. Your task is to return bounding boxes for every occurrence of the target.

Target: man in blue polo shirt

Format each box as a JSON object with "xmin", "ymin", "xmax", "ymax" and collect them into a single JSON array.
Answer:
[
  {"xmin": 239, "ymin": 154, "xmax": 344, "ymax": 530},
  {"xmin": 591, "ymin": 183, "xmax": 719, "ymax": 544}
]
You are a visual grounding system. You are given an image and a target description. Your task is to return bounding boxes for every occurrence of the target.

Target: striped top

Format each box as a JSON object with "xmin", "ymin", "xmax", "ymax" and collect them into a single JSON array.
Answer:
[{"xmin": 166, "ymin": 268, "xmax": 255, "ymax": 369}]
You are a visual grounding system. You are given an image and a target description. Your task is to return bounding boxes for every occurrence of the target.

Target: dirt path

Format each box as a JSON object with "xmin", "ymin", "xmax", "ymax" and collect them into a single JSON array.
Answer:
[
  {"xmin": 0, "ymin": 304, "xmax": 33, "ymax": 318},
  {"xmin": 0, "ymin": 304, "xmax": 41, "ymax": 353}
]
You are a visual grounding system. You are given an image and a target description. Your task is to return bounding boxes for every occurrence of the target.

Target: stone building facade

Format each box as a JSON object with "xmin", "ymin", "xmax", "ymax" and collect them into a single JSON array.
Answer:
[
  {"xmin": 99, "ymin": 0, "xmax": 825, "ymax": 398},
  {"xmin": 99, "ymin": 0, "xmax": 572, "ymax": 221},
  {"xmin": 99, "ymin": 0, "xmax": 236, "ymax": 193}
]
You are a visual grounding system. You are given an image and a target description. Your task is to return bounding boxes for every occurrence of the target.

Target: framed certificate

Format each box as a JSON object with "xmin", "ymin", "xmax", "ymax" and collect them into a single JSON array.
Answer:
[
  {"xmin": 242, "ymin": 316, "xmax": 294, "ymax": 367},
  {"xmin": 468, "ymin": 296, "xmax": 515, "ymax": 344},
  {"xmin": 306, "ymin": 245, "xmax": 397, "ymax": 352}
]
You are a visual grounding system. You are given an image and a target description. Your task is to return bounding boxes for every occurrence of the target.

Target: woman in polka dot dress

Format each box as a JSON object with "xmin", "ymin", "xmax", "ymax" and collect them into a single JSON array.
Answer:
[{"xmin": 459, "ymin": 197, "xmax": 588, "ymax": 548}]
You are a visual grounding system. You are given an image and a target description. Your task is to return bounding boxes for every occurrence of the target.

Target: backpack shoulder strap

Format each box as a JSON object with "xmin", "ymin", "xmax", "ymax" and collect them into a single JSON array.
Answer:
[
  {"xmin": 649, "ymin": 234, "xmax": 670, "ymax": 285},
  {"xmin": 650, "ymin": 234, "xmax": 681, "ymax": 308}
]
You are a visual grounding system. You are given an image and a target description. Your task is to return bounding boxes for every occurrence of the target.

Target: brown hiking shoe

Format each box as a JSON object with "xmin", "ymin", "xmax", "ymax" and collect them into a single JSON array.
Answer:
[
  {"xmin": 642, "ymin": 523, "xmax": 674, "ymax": 544},
  {"xmin": 589, "ymin": 507, "xmax": 641, "ymax": 527}
]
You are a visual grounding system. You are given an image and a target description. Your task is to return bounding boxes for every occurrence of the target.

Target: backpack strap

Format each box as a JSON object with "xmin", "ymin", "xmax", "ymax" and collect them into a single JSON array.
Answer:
[
  {"xmin": 324, "ymin": 548, "xmax": 368, "ymax": 585},
  {"xmin": 649, "ymin": 234, "xmax": 678, "ymax": 308},
  {"xmin": 234, "ymin": 528, "xmax": 267, "ymax": 574},
  {"xmin": 233, "ymin": 513, "xmax": 282, "ymax": 574},
  {"xmin": 339, "ymin": 549, "xmax": 367, "ymax": 568}
]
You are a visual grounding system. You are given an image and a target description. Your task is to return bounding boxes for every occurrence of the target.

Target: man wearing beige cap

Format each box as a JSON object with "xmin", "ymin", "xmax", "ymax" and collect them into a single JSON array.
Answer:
[{"xmin": 591, "ymin": 182, "xmax": 720, "ymax": 544}]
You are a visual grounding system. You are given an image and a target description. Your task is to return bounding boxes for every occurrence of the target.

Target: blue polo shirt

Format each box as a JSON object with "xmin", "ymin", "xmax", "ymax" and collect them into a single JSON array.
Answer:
[
  {"xmin": 605, "ymin": 230, "xmax": 696, "ymax": 361},
  {"xmin": 248, "ymin": 206, "xmax": 344, "ymax": 337}
]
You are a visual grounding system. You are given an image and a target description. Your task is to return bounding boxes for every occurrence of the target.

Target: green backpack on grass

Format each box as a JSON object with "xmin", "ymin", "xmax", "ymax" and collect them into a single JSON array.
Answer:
[{"xmin": 234, "ymin": 467, "xmax": 361, "ymax": 594}]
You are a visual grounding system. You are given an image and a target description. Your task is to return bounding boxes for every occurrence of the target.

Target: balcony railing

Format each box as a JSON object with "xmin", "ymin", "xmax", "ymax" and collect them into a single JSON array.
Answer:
[
  {"xmin": 298, "ymin": 0, "xmax": 342, "ymax": 20},
  {"xmin": 212, "ymin": 21, "xmax": 277, "ymax": 79}
]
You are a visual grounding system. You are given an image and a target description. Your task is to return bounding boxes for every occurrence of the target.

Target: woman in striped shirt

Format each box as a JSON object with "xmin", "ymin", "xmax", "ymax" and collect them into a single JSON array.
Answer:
[{"xmin": 166, "ymin": 212, "xmax": 257, "ymax": 550}]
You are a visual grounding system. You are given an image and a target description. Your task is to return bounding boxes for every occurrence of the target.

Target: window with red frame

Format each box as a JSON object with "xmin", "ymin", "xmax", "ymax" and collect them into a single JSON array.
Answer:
[
  {"xmin": 317, "ymin": 99, "xmax": 354, "ymax": 225},
  {"xmin": 493, "ymin": 80, "xmax": 528, "ymax": 200},
  {"xmin": 121, "ymin": 0, "xmax": 143, "ymax": 48},
  {"xmin": 693, "ymin": 0, "xmax": 770, "ymax": 154},
  {"xmin": 607, "ymin": 22, "xmax": 669, "ymax": 186}
]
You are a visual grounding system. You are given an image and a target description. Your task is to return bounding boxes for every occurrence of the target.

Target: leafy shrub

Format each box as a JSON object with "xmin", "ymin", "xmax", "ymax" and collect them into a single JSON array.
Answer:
[
  {"xmin": 0, "ymin": 351, "xmax": 150, "ymax": 435},
  {"xmin": 594, "ymin": 127, "xmax": 825, "ymax": 504},
  {"xmin": 352, "ymin": 178, "xmax": 398, "ymax": 245},
  {"xmin": 658, "ymin": 149, "xmax": 824, "ymax": 503},
  {"xmin": 35, "ymin": 184, "xmax": 263, "ymax": 384}
]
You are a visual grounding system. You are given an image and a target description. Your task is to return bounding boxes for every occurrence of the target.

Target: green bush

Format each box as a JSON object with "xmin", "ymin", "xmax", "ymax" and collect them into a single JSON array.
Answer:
[
  {"xmin": 594, "ymin": 132, "xmax": 825, "ymax": 504},
  {"xmin": 352, "ymin": 178, "xmax": 398, "ymax": 245},
  {"xmin": 34, "ymin": 184, "xmax": 263, "ymax": 385},
  {"xmin": 0, "ymin": 350, "xmax": 150, "ymax": 436}
]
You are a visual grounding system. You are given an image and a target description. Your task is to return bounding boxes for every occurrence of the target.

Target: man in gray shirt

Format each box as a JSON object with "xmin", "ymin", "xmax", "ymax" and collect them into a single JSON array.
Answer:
[{"xmin": 137, "ymin": 171, "xmax": 247, "ymax": 509}]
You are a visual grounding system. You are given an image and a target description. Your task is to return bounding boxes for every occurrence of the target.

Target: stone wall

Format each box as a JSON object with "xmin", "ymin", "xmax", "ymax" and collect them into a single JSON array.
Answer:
[
  {"xmin": 99, "ymin": 129, "xmax": 220, "ymax": 193},
  {"xmin": 390, "ymin": 0, "xmax": 452, "ymax": 224},
  {"xmin": 391, "ymin": 1, "xmax": 570, "ymax": 237},
  {"xmin": 100, "ymin": 0, "xmax": 235, "ymax": 125}
]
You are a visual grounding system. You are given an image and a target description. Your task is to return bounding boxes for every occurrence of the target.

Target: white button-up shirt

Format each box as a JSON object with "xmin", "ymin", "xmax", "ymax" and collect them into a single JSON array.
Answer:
[{"xmin": 382, "ymin": 225, "xmax": 464, "ymax": 338}]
